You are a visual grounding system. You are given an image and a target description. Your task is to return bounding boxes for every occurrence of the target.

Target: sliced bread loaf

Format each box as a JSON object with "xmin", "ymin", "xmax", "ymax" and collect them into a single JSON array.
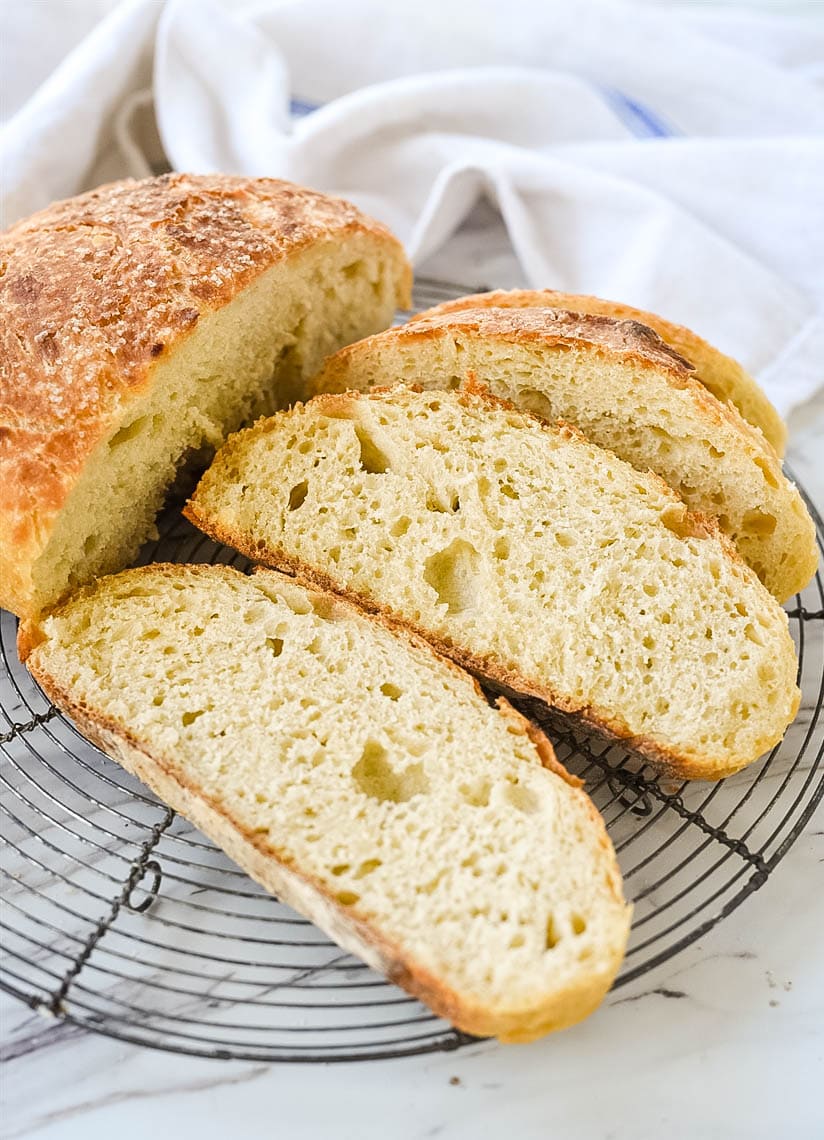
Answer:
[
  {"xmin": 0, "ymin": 174, "xmax": 411, "ymax": 620},
  {"xmin": 20, "ymin": 563, "xmax": 631, "ymax": 1043},
  {"xmin": 186, "ymin": 385, "xmax": 800, "ymax": 781},
  {"xmin": 311, "ymin": 307, "xmax": 815, "ymax": 603},
  {"xmin": 411, "ymin": 288, "xmax": 787, "ymax": 456}
]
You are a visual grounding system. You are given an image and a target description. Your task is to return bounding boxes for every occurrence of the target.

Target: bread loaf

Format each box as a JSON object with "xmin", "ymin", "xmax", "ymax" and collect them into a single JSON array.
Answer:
[
  {"xmin": 0, "ymin": 174, "xmax": 411, "ymax": 619},
  {"xmin": 311, "ymin": 307, "xmax": 815, "ymax": 603},
  {"xmin": 187, "ymin": 384, "xmax": 800, "ymax": 781},
  {"xmin": 412, "ymin": 287, "xmax": 787, "ymax": 455},
  {"xmin": 20, "ymin": 562, "xmax": 631, "ymax": 1043}
]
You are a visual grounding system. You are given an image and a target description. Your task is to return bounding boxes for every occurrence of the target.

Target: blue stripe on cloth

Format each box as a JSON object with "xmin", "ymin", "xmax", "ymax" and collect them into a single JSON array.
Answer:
[
  {"xmin": 598, "ymin": 87, "xmax": 679, "ymax": 138},
  {"xmin": 289, "ymin": 89, "xmax": 678, "ymax": 139},
  {"xmin": 289, "ymin": 97, "xmax": 319, "ymax": 118}
]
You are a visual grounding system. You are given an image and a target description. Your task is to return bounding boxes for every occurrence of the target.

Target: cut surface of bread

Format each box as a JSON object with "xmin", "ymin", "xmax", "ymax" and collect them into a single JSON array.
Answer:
[
  {"xmin": 20, "ymin": 563, "xmax": 631, "ymax": 1043},
  {"xmin": 312, "ymin": 308, "xmax": 815, "ymax": 603},
  {"xmin": 411, "ymin": 288, "xmax": 787, "ymax": 456},
  {"xmin": 187, "ymin": 386, "xmax": 800, "ymax": 780},
  {"xmin": 0, "ymin": 173, "xmax": 411, "ymax": 620}
]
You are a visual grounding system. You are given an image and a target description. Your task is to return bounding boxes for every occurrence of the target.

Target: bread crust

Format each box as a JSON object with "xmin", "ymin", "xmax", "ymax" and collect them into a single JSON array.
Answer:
[
  {"xmin": 317, "ymin": 304, "xmax": 694, "ymax": 387},
  {"xmin": 21, "ymin": 563, "xmax": 627, "ymax": 1042},
  {"xmin": 0, "ymin": 174, "xmax": 411, "ymax": 616},
  {"xmin": 409, "ymin": 288, "xmax": 787, "ymax": 455}
]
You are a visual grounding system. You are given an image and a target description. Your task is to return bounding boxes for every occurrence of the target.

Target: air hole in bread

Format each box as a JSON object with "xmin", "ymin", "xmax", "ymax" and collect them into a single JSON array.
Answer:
[
  {"xmin": 755, "ymin": 457, "xmax": 779, "ymax": 489},
  {"xmin": 554, "ymin": 531, "xmax": 574, "ymax": 549},
  {"xmin": 390, "ymin": 516, "xmax": 411, "ymax": 538},
  {"xmin": 500, "ymin": 482, "xmax": 519, "ymax": 500},
  {"xmin": 354, "ymin": 424, "xmax": 392, "ymax": 474},
  {"xmin": 660, "ymin": 504, "xmax": 707, "ymax": 540},
  {"xmin": 515, "ymin": 387, "xmax": 554, "ymax": 422},
  {"xmin": 287, "ymin": 481, "xmax": 309, "ymax": 511},
  {"xmin": 352, "ymin": 739, "xmax": 430, "ymax": 804},
  {"xmin": 742, "ymin": 509, "xmax": 777, "ymax": 537},
  {"xmin": 266, "ymin": 636, "xmax": 284, "ymax": 658},
  {"xmin": 545, "ymin": 914, "xmax": 560, "ymax": 950},
  {"xmin": 336, "ymin": 891, "xmax": 360, "ymax": 906},
  {"xmin": 493, "ymin": 536, "xmax": 510, "ymax": 560},
  {"xmin": 354, "ymin": 859, "xmax": 382, "ymax": 879},
  {"xmin": 426, "ymin": 489, "xmax": 461, "ymax": 513},
  {"xmin": 745, "ymin": 623, "xmax": 765, "ymax": 647},
  {"xmin": 571, "ymin": 912, "xmax": 587, "ymax": 936},
  {"xmin": 108, "ymin": 415, "xmax": 151, "ymax": 449},
  {"xmin": 505, "ymin": 781, "xmax": 540, "ymax": 815},
  {"xmin": 181, "ymin": 709, "xmax": 205, "ymax": 726},
  {"xmin": 459, "ymin": 779, "xmax": 491, "ymax": 808},
  {"xmin": 380, "ymin": 682, "xmax": 403, "ymax": 700},
  {"xmin": 423, "ymin": 539, "xmax": 481, "ymax": 616}
]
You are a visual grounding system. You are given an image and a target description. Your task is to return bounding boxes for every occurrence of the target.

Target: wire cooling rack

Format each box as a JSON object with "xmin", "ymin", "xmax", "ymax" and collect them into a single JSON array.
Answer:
[{"xmin": 2, "ymin": 278, "xmax": 823, "ymax": 1063}]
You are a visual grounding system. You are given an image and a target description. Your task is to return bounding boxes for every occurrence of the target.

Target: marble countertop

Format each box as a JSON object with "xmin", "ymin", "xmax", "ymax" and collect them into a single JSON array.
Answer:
[{"xmin": 2, "ymin": 395, "xmax": 822, "ymax": 1140}]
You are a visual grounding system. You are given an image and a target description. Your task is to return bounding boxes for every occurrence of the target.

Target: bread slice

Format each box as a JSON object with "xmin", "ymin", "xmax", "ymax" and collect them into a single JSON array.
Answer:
[
  {"xmin": 0, "ymin": 173, "xmax": 411, "ymax": 620},
  {"xmin": 411, "ymin": 288, "xmax": 787, "ymax": 456},
  {"xmin": 186, "ymin": 385, "xmax": 800, "ymax": 781},
  {"xmin": 19, "ymin": 562, "xmax": 631, "ymax": 1043},
  {"xmin": 311, "ymin": 308, "xmax": 816, "ymax": 603}
]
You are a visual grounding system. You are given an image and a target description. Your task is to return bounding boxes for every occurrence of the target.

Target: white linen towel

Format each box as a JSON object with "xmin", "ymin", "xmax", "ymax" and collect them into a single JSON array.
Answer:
[{"xmin": 2, "ymin": 0, "xmax": 823, "ymax": 416}]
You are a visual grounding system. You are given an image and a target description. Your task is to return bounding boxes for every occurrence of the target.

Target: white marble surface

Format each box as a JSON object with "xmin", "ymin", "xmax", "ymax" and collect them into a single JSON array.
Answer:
[{"xmin": 1, "ymin": 398, "xmax": 822, "ymax": 1140}]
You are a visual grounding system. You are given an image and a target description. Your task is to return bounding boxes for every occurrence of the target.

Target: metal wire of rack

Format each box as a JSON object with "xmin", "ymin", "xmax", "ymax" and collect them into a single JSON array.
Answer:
[{"xmin": 1, "ymin": 278, "xmax": 823, "ymax": 1063}]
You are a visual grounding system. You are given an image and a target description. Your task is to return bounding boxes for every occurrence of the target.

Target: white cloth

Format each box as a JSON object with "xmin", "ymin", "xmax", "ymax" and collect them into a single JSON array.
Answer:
[{"xmin": 2, "ymin": 0, "xmax": 823, "ymax": 416}]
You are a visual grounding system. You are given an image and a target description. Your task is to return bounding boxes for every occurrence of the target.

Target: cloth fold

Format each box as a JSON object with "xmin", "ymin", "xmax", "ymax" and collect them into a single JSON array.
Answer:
[{"xmin": 2, "ymin": 0, "xmax": 823, "ymax": 416}]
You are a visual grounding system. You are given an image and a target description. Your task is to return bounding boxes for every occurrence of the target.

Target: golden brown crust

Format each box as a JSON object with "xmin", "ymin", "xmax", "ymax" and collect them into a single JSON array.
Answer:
[
  {"xmin": 23, "ymin": 562, "xmax": 625, "ymax": 1042},
  {"xmin": 410, "ymin": 288, "xmax": 787, "ymax": 456},
  {"xmin": 493, "ymin": 697, "xmax": 584, "ymax": 788},
  {"xmin": 324, "ymin": 304, "xmax": 696, "ymax": 385},
  {"xmin": 0, "ymin": 173, "xmax": 411, "ymax": 616}
]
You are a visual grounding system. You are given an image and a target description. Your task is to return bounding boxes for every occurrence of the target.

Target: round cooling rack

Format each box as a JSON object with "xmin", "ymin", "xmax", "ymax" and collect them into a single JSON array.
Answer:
[{"xmin": 1, "ymin": 278, "xmax": 823, "ymax": 1063}]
